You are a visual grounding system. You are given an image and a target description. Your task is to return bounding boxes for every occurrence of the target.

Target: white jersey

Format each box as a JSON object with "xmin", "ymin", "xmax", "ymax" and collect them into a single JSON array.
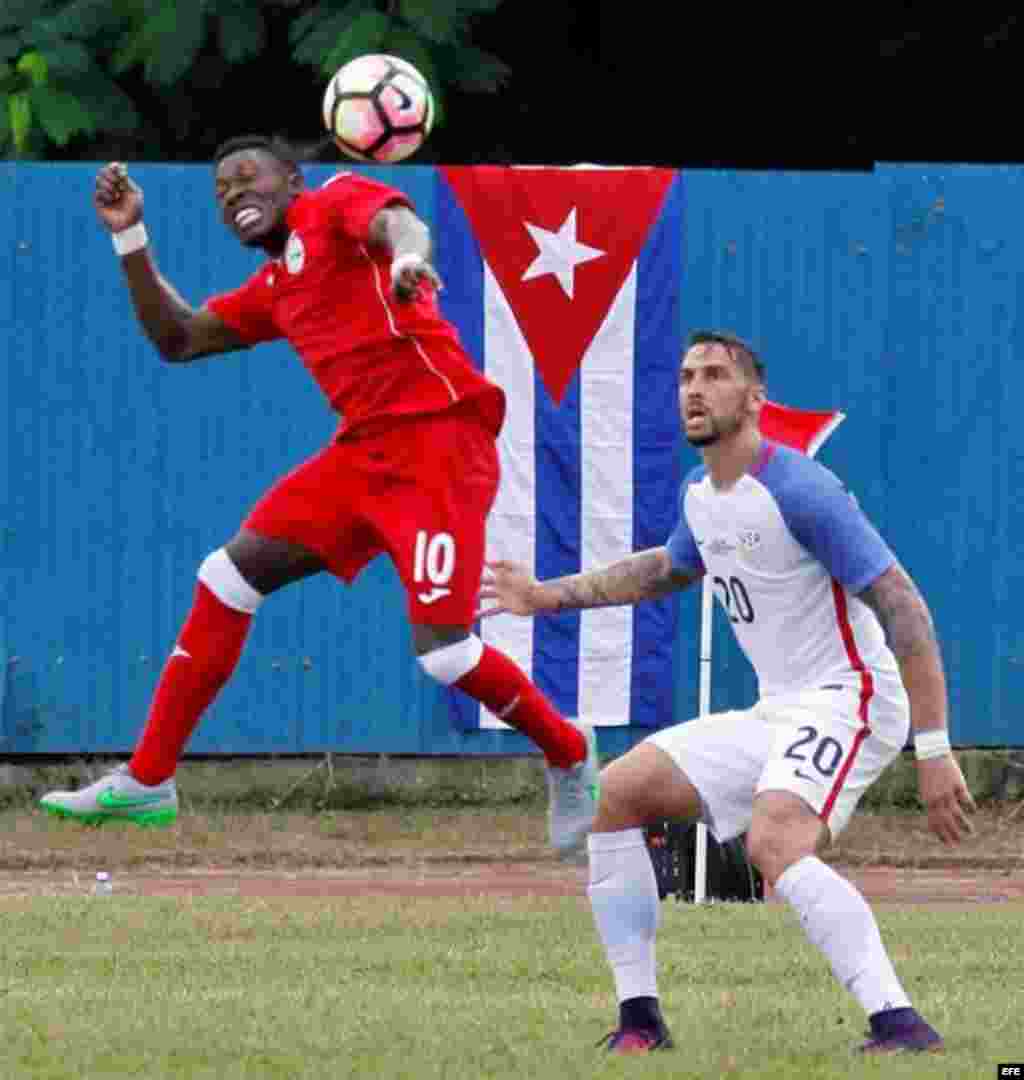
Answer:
[{"xmin": 667, "ymin": 441, "xmax": 907, "ymax": 713}]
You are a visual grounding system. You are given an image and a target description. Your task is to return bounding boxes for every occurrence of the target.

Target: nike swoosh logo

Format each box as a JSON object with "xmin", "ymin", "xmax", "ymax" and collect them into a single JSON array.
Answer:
[
  {"xmin": 171, "ymin": 645, "xmax": 191, "ymax": 660},
  {"xmin": 417, "ymin": 588, "xmax": 451, "ymax": 605},
  {"xmin": 97, "ymin": 788, "xmax": 166, "ymax": 809}
]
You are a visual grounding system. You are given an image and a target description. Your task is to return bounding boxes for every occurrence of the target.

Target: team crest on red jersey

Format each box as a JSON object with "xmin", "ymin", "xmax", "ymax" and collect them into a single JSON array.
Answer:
[
  {"xmin": 441, "ymin": 167, "xmax": 676, "ymax": 404},
  {"xmin": 285, "ymin": 232, "xmax": 306, "ymax": 275}
]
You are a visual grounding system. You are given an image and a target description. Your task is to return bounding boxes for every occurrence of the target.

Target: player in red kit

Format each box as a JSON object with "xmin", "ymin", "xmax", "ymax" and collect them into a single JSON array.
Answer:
[{"xmin": 40, "ymin": 136, "xmax": 599, "ymax": 854}]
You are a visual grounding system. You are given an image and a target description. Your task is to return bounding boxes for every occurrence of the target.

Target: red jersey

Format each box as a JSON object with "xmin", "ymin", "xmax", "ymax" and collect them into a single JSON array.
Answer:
[{"xmin": 206, "ymin": 172, "xmax": 503, "ymax": 435}]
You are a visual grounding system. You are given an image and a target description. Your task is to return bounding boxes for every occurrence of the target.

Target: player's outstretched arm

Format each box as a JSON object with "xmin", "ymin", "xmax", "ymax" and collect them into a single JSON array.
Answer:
[
  {"xmin": 367, "ymin": 205, "xmax": 444, "ymax": 301},
  {"xmin": 858, "ymin": 562, "xmax": 976, "ymax": 845},
  {"xmin": 478, "ymin": 547, "xmax": 697, "ymax": 619},
  {"xmin": 95, "ymin": 163, "xmax": 246, "ymax": 362}
]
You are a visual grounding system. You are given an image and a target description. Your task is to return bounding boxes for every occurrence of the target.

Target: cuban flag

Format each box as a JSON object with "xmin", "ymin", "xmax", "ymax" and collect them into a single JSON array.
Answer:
[
  {"xmin": 436, "ymin": 166, "xmax": 684, "ymax": 730},
  {"xmin": 760, "ymin": 400, "xmax": 845, "ymax": 457}
]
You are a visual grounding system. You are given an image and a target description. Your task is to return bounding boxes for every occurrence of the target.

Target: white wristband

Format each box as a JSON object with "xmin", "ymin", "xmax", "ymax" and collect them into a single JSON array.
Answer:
[
  {"xmin": 390, "ymin": 251, "xmax": 426, "ymax": 285},
  {"xmin": 914, "ymin": 729, "xmax": 952, "ymax": 760},
  {"xmin": 112, "ymin": 222, "xmax": 148, "ymax": 256}
]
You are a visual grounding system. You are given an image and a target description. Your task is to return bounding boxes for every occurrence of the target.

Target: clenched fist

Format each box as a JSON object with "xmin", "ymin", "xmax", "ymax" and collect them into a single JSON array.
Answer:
[{"xmin": 94, "ymin": 162, "xmax": 144, "ymax": 234}]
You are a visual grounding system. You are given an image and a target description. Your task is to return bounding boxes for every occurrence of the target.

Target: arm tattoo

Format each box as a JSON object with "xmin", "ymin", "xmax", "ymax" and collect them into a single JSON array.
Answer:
[
  {"xmin": 858, "ymin": 563, "xmax": 940, "ymax": 660},
  {"xmin": 549, "ymin": 548, "xmax": 695, "ymax": 611}
]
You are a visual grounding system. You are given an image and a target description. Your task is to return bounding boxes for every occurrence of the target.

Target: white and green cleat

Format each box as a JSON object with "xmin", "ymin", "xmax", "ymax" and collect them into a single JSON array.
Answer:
[
  {"xmin": 39, "ymin": 763, "xmax": 177, "ymax": 826},
  {"xmin": 545, "ymin": 721, "xmax": 600, "ymax": 856}
]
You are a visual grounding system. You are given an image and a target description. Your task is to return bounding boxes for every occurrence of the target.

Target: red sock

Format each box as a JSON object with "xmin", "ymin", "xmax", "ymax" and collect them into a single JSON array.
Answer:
[
  {"xmin": 454, "ymin": 645, "xmax": 586, "ymax": 768},
  {"xmin": 129, "ymin": 582, "xmax": 253, "ymax": 785}
]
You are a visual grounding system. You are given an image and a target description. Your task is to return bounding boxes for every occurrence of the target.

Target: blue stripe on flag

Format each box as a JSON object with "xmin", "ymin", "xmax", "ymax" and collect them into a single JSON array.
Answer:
[
  {"xmin": 435, "ymin": 173, "xmax": 484, "ymax": 374},
  {"xmin": 630, "ymin": 174, "xmax": 684, "ymax": 727},
  {"xmin": 533, "ymin": 367, "xmax": 581, "ymax": 720},
  {"xmin": 435, "ymin": 174, "xmax": 485, "ymax": 733}
]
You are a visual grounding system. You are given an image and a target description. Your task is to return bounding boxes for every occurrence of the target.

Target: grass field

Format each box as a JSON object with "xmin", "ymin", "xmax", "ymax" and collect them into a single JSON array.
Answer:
[
  {"xmin": 1, "ymin": 804, "xmax": 1021, "ymax": 1077},
  {"xmin": 1, "ymin": 885, "xmax": 1020, "ymax": 1078}
]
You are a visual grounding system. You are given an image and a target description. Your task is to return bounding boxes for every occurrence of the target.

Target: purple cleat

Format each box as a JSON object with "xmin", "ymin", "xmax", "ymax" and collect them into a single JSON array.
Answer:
[
  {"xmin": 598, "ymin": 1022, "xmax": 674, "ymax": 1055},
  {"xmin": 857, "ymin": 1008, "xmax": 944, "ymax": 1054}
]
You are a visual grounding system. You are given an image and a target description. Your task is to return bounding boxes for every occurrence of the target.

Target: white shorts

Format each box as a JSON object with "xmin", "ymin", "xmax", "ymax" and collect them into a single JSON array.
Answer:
[{"xmin": 645, "ymin": 685, "xmax": 909, "ymax": 842}]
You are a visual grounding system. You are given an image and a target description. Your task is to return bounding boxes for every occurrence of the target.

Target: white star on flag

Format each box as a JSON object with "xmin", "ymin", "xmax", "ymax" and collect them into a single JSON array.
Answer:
[{"xmin": 521, "ymin": 207, "xmax": 605, "ymax": 298}]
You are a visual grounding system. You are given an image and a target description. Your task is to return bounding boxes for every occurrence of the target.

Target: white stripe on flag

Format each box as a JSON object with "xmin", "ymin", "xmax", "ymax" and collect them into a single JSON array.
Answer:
[
  {"xmin": 578, "ymin": 264, "xmax": 637, "ymax": 726},
  {"xmin": 480, "ymin": 262, "xmax": 535, "ymax": 728}
]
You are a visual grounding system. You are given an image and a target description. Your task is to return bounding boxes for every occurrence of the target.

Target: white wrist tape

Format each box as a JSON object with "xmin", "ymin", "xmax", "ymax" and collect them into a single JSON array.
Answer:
[
  {"xmin": 112, "ymin": 222, "xmax": 148, "ymax": 256},
  {"xmin": 914, "ymin": 729, "xmax": 952, "ymax": 760},
  {"xmin": 390, "ymin": 251, "xmax": 426, "ymax": 285}
]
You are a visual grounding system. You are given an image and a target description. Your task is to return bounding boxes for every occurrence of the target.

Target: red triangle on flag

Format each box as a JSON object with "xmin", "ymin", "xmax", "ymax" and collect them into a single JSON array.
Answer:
[
  {"xmin": 441, "ymin": 166, "xmax": 677, "ymax": 404},
  {"xmin": 760, "ymin": 401, "xmax": 845, "ymax": 458}
]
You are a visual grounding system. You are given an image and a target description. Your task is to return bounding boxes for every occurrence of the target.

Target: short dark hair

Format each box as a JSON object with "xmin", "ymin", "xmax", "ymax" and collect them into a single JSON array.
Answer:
[
  {"xmin": 687, "ymin": 329, "xmax": 765, "ymax": 382},
  {"xmin": 213, "ymin": 135, "xmax": 301, "ymax": 173}
]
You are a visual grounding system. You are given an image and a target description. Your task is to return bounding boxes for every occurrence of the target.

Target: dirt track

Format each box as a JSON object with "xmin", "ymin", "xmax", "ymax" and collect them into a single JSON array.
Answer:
[
  {"xmin": 2, "ymin": 805, "xmax": 1020, "ymax": 904},
  {"xmin": 1, "ymin": 862, "xmax": 1022, "ymax": 905}
]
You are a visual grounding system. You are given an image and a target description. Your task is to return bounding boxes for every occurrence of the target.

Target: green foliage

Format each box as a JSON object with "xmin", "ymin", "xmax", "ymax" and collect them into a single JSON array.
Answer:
[
  {"xmin": 290, "ymin": 2, "xmax": 387, "ymax": 68},
  {"xmin": 435, "ymin": 41, "xmax": 509, "ymax": 92},
  {"xmin": 7, "ymin": 90, "xmax": 31, "ymax": 151},
  {"xmin": 399, "ymin": 0, "xmax": 463, "ymax": 43},
  {"xmin": 31, "ymin": 0, "xmax": 124, "ymax": 41},
  {"xmin": 0, "ymin": 0, "xmax": 138, "ymax": 156},
  {"xmin": 16, "ymin": 50, "xmax": 49, "ymax": 86},
  {"xmin": 216, "ymin": 6, "xmax": 267, "ymax": 64},
  {"xmin": 112, "ymin": 0, "xmax": 223, "ymax": 87},
  {"xmin": 28, "ymin": 83, "xmax": 97, "ymax": 145},
  {"xmin": 37, "ymin": 38, "xmax": 93, "ymax": 77},
  {"xmin": 1, "ymin": 0, "xmax": 509, "ymax": 158},
  {"xmin": 321, "ymin": 9, "xmax": 394, "ymax": 71}
]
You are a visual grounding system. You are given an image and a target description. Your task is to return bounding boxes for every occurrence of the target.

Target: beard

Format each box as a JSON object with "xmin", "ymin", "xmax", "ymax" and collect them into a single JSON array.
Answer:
[
  {"xmin": 685, "ymin": 411, "xmax": 744, "ymax": 447},
  {"xmin": 686, "ymin": 430, "xmax": 719, "ymax": 447}
]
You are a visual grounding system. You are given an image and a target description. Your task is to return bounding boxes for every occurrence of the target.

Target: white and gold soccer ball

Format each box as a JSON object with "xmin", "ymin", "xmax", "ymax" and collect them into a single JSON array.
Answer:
[{"xmin": 322, "ymin": 54, "xmax": 434, "ymax": 163}]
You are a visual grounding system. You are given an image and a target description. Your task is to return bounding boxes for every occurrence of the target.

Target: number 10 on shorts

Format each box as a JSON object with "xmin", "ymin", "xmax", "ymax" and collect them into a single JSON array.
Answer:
[{"xmin": 414, "ymin": 530, "xmax": 455, "ymax": 605}]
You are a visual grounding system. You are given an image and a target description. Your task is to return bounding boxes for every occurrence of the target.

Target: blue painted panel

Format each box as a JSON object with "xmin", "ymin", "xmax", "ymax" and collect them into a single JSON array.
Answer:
[
  {"xmin": 3, "ymin": 162, "xmax": 441, "ymax": 754},
  {"xmin": 675, "ymin": 170, "xmax": 888, "ymax": 721},
  {"xmin": 879, "ymin": 165, "xmax": 1024, "ymax": 745},
  {"xmin": 4, "ymin": 162, "xmax": 1022, "ymax": 753}
]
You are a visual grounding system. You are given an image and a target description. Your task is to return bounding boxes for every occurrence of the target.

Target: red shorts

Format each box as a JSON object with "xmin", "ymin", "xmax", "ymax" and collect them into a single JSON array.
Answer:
[{"xmin": 243, "ymin": 404, "xmax": 500, "ymax": 626}]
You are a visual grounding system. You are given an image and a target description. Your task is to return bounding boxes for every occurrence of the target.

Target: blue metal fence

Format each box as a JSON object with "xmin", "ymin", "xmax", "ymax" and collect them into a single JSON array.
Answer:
[{"xmin": 2, "ymin": 163, "xmax": 1021, "ymax": 754}]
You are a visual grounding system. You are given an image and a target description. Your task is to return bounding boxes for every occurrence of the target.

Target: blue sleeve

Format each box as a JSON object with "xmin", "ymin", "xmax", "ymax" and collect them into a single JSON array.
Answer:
[
  {"xmin": 666, "ymin": 467, "xmax": 706, "ymax": 576},
  {"xmin": 774, "ymin": 463, "xmax": 895, "ymax": 592}
]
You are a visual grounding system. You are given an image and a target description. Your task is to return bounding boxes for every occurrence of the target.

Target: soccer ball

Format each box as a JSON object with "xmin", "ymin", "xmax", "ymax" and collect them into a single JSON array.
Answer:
[{"xmin": 322, "ymin": 54, "xmax": 434, "ymax": 163}]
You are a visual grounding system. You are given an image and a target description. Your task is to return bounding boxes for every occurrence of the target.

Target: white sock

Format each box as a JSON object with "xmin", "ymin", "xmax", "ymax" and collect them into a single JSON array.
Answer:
[
  {"xmin": 774, "ymin": 855, "xmax": 911, "ymax": 1016},
  {"xmin": 586, "ymin": 829, "xmax": 660, "ymax": 1003}
]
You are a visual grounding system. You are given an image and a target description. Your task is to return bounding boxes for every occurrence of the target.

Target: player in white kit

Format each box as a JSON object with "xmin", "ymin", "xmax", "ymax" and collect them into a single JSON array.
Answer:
[{"xmin": 479, "ymin": 331, "xmax": 976, "ymax": 1056}]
